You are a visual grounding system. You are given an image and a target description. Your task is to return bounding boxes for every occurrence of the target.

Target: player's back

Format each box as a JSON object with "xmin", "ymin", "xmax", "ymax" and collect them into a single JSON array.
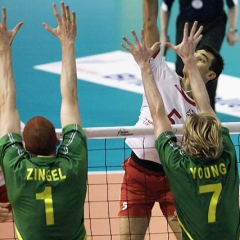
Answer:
[
  {"xmin": 1, "ymin": 125, "xmax": 88, "ymax": 240},
  {"xmin": 156, "ymin": 127, "xmax": 240, "ymax": 239},
  {"xmin": 178, "ymin": 156, "xmax": 240, "ymax": 239},
  {"xmin": 10, "ymin": 154, "xmax": 87, "ymax": 240}
]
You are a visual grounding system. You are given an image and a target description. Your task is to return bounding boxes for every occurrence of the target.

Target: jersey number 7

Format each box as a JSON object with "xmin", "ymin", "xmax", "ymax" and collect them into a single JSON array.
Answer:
[{"xmin": 199, "ymin": 182, "xmax": 222, "ymax": 223}]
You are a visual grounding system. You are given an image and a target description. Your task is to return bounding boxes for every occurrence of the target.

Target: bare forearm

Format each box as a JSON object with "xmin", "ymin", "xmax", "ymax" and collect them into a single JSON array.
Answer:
[
  {"xmin": 0, "ymin": 7, "xmax": 22, "ymax": 137},
  {"xmin": 121, "ymin": 29, "xmax": 171, "ymax": 137},
  {"xmin": 0, "ymin": 48, "xmax": 16, "ymax": 105},
  {"xmin": 228, "ymin": 5, "xmax": 238, "ymax": 30},
  {"xmin": 43, "ymin": 3, "xmax": 80, "ymax": 128},
  {"xmin": 0, "ymin": 48, "xmax": 20, "ymax": 137},
  {"xmin": 61, "ymin": 42, "xmax": 77, "ymax": 98},
  {"xmin": 142, "ymin": 0, "xmax": 159, "ymax": 48},
  {"xmin": 141, "ymin": 64, "xmax": 162, "ymax": 116},
  {"xmin": 185, "ymin": 58, "xmax": 215, "ymax": 115},
  {"xmin": 141, "ymin": 62, "xmax": 171, "ymax": 137},
  {"xmin": 60, "ymin": 41, "xmax": 81, "ymax": 127},
  {"xmin": 160, "ymin": 9, "xmax": 170, "ymax": 37}
]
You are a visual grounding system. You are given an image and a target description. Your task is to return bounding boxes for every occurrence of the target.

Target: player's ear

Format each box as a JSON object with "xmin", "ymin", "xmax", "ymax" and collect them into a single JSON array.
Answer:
[{"xmin": 206, "ymin": 71, "xmax": 216, "ymax": 81}]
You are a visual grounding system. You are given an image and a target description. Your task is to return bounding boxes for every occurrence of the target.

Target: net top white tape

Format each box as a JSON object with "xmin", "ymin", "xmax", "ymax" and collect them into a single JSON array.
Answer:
[{"xmin": 55, "ymin": 122, "xmax": 240, "ymax": 140}]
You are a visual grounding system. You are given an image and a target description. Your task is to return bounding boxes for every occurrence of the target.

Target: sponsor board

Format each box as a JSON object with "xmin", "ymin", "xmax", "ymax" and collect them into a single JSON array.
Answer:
[{"xmin": 34, "ymin": 50, "xmax": 240, "ymax": 117}]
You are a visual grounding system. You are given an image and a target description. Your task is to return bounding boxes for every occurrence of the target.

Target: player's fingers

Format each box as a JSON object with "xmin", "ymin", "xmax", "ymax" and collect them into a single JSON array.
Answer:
[
  {"xmin": 122, "ymin": 36, "xmax": 134, "ymax": 47},
  {"xmin": 140, "ymin": 29, "xmax": 145, "ymax": 48},
  {"xmin": 152, "ymin": 41, "xmax": 161, "ymax": 52},
  {"xmin": 0, "ymin": 209, "xmax": 9, "ymax": 214},
  {"xmin": 60, "ymin": 2, "xmax": 66, "ymax": 21},
  {"xmin": 190, "ymin": 21, "xmax": 198, "ymax": 38},
  {"xmin": 131, "ymin": 30, "xmax": 140, "ymax": 45},
  {"xmin": 1, "ymin": 7, "xmax": 6, "ymax": 28},
  {"xmin": 52, "ymin": 3, "xmax": 61, "ymax": 24},
  {"xmin": 195, "ymin": 34, "xmax": 203, "ymax": 45},
  {"xmin": 65, "ymin": 5, "xmax": 70, "ymax": 22},
  {"xmin": 194, "ymin": 25, "xmax": 203, "ymax": 39},
  {"xmin": 12, "ymin": 22, "xmax": 24, "ymax": 35},
  {"xmin": 182, "ymin": 22, "xmax": 189, "ymax": 41},
  {"xmin": 0, "ymin": 203, "xmax": 10, "ymax": 208},
  {"xmin": 121, "ymin": 43, "xmax": 131, "ymax": 52},
  {"xmin": 72, "ymin": 11, "xmax": 76, "ymax": 26},
  {"xmin": 42, "ymin": 23, "xmax": 55, "ymax": 35},
  {"xmin": 164, "ymin": 42, "xmax": 174, "ymax": 50}
]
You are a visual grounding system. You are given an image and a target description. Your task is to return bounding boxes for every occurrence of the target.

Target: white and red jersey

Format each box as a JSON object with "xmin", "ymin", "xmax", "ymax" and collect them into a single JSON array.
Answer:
[{"xmin": 126, "ymin": 51, "xmax": 197, "ymax": 164}]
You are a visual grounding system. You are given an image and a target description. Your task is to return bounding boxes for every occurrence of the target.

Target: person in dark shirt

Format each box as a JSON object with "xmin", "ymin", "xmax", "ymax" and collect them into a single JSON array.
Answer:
[{"xmin": 160, "ymin": 0, "xmax": 238, "ymax": 111}]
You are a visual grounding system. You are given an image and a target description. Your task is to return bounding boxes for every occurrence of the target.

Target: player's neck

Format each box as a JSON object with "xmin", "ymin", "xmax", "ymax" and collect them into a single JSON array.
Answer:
[
  {"xmin": 180, "ymin": 77, "xmax": 191, "ymax": 92},
  {"xmin": 181, "ymin": 77, "xmax": 193, "ymax": 99}
]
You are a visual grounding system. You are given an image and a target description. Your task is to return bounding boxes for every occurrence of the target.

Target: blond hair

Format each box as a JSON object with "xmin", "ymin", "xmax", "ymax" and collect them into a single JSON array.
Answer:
[{"xmin": 182, "ymin": 114, "xmax": 223, "ymax": 160}]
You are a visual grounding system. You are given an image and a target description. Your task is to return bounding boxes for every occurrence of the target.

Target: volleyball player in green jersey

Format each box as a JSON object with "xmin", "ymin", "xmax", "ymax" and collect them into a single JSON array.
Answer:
[
  {"xmin": 121, "ymin": 22, "xmax": 240, "ymax": 239},
  {"xmin": 0, "ymin": 3, "xmax": 88, "ymax": 240}
]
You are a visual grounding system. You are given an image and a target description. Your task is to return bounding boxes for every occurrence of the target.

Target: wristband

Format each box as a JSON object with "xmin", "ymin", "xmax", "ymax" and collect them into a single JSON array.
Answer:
[{"xmin": 229, "ymin": 28, "xmax": 238, "ymax": 33}]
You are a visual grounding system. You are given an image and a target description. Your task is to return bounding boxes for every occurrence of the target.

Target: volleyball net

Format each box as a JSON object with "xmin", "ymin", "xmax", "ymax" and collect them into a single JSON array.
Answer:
[{"xmin": 1, "ymin": 123, "xmax": 240, "ymax": 240}]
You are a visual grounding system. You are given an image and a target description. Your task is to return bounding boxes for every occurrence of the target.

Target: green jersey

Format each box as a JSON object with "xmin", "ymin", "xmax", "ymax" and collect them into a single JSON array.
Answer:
[
  {"xmin": 0, "ymin": 124, "xmax": 88, "ymax": 240},
  {"xmin": 155, "ymin": 127, "xmax": 240, "ymax": 240}
]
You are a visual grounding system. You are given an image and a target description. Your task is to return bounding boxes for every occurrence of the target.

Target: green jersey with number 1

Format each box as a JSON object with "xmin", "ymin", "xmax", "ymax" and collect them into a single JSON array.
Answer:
[{"xmin": 0, "ymin": 124, "xmax": 88, "ymax": 240}]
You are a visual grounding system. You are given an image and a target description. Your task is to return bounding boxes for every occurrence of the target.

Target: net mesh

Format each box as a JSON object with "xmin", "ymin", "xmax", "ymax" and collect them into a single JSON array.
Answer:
[{"xmin": 1, "ymin": 124, "xmax": 240, "ymax": 239}]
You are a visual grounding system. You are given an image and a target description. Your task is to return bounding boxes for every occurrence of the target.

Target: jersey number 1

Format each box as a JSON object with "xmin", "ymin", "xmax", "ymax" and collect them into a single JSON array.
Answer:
[{"xmin": 36, "ymin": 186, "xmax": 54, "ymax": 225}]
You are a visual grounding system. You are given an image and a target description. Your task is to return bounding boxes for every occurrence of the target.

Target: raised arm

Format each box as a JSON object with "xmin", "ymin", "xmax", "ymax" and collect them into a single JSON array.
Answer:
[
  {"xmin": 0, "ymin": 8, "xmax": 23, "ymax": 138},
  {"xmin": 165, "ymin": 22, "xmax": 216, "ymax": 116},
  {"xmin": 160, "ymin": 0, "xmax": 173, "ymax": 55},
  {"xmin": 142, "ymin": 0, "xmax": 159, "ymax": 48},
  {"xmin": 43, "ymin": 2, "xmax": 81, "ymax": 128},
  {"xmin": 121, "ymin": 30, "xmax": 171, "ymax": 139},
  {"xmin": 227, "ymin": 4, "xmax": 238, "ymax": 46}
]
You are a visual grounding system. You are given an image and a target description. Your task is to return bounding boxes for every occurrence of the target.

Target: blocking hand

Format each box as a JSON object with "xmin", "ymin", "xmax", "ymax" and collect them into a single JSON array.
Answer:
[
  {"xmin": 121, "ymin": 29, "xmax": 160, "ymax": 69},
  {"xmin": 43, "ymin": 2, "xmax": 76, "ymax": 44},
  {"xmin": 0, "ymin": 7, "xmax": 23, "ymax": 51},
  {"xmin": 165, "ymin": 21, "xmax": 203, "ymax": 65}
]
